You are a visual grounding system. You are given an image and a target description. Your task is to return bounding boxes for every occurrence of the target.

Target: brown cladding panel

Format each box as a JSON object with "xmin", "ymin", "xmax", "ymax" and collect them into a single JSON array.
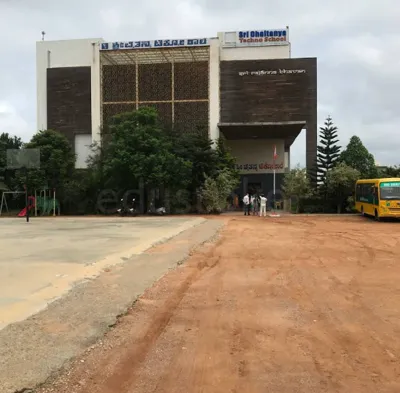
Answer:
[
  {"xmin": 174, "ymin": 61, "xmax": 209, "ymax": 100},
  {"xmin": 220, "ymin": 58, "xmax": 317, "ymax": 124},
  {"xmin": 138, "ymin": 103, "xmax": 172, "ymax": 128},
  {"xmin": 174, "ymin": 101, "xmax": 208, "ymax": 136},
  {"xmin": 101, "ymin": 103, "xmax": 136, "ymax": 145},
  {"xmin": 102, "ymin": 65, "xmax": 136, "ymax": 102},
  {"xmin": 138, "ymin": 63, "xmax": 172, "ymax": 101},
  {"xmin": 47, "ymin": 67, "xmax": 92, "ymax": 146},
  {"xmin": 102, "ymin": 103, "xmax": 136, "ymax": 127}
]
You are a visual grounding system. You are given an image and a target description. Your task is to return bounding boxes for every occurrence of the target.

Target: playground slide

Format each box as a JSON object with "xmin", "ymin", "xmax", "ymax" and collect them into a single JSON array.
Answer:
[
  {"xmin": 17, "ymin": 196, "xmax": 35, "ymax": 217},
  {"xmin": 17, "ymin": 207, "xmax": 28, "ymax": 217}
]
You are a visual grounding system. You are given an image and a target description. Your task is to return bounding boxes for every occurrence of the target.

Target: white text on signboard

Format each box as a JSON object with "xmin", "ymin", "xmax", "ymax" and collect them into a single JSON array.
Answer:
[
  {"xmin": 238, "ymin": 69, "xmax": 306, "ymax": 76},
  {"xmin": 100, "ymin": 38, "xmax": 208, "ymax": 51},
  {"xmin": 223, "ymin": 28, "xmax": 289, "ymax": 47}
]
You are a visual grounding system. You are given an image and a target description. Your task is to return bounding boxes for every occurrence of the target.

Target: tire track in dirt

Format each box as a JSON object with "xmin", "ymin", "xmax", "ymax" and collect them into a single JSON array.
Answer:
[
  {"xmin": 76, "ymin": 239, "xmax": 224, "ymax": 393},
  {"xmin": 283, "ymin": 264, "xmax": 369, "ymax": 386},
  {"xmin": 288, "ymin": 250, "xmax": 399, "ymax": 388},
  {"xmin": 268, "ymin": 219, "xmax": 400, "ymax": 390},
  {"xmin": 306, "ymin": 225, "xmax": 397, "ymax": 338},
  {"xmin": 127, "ymin": 254, "xmax": 225, "ymax": 393},
  {"xmin": 121, "ymin": 238, "xmax": 227, "ymax": 393},
  {"xmin": 185, "ymin": 260, "xmax": 226, "ymax": 392},
  {"xmin": 315, "ymin": 254, "xmax": 400, "ymax": 370}
]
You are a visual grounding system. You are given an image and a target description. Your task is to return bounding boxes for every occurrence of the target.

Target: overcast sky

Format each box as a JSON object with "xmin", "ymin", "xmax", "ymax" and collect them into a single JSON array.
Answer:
[{"xmin": 1, "ymin": 0, "xmax": 399, "ymax": 166}]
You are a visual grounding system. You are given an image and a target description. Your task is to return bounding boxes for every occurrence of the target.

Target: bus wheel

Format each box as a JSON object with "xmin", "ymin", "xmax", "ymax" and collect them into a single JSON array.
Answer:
[
  {"xmin": 375, "ymin": 209, "xmax": 380, "ymax": 222},
  {"xmin": 361, "ymin": 206, "xmax": 364, "ymax": 216}
]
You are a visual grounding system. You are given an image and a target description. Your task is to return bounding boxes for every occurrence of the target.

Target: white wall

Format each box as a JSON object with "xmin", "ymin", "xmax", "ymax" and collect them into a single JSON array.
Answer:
[
  {"xmin": 208, "ymin": 38, "xmax": 220, "ymax": 143},
  {"xmin": 226, "ymin": 139, "xmax": 285, "ymax": 174},
  {"xmin": 284, "ymin": 151, "xmax": 289, "ymax": 169},
  {"xmin": 36, "ymin": 38, "xmax": 104, "ymax": 145},
  {"xmin": 220, "ymin": 45, "xmax": 289, "ymax": 61},
  {"xmin": 74, "ymin": 134, "xmax": 92, "ymax": 169},
  {"xmin": 218, "ymin": 31, "xmax": 290, "ymax": 61}
]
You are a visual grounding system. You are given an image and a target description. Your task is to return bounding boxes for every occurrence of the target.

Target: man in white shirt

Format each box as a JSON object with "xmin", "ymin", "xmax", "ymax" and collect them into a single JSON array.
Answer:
[
  {"xmin": 243, "ymin": 193, "xmax": 250, "ymax": 216},
  {"xmin": 259, "ymin": 194, "xmax": 267, "ymax": 217}
]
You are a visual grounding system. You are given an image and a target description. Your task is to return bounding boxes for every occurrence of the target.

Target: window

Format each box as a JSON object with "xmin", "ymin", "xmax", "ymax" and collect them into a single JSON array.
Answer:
[
  {"xmin": 380, "ymin": 182, "xmax": 400, "ymax": 200},
  {"xmin": 223, "ymin": 32, "xmax": 237, "ymax": 45},
  {"xmin": 356, "ymin": 183, "xmax": 374, "ymax": 203}
]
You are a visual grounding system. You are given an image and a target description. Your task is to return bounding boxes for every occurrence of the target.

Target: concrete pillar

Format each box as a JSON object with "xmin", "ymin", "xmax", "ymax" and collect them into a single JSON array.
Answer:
[
  {"xmin": 91, "ymin": 42, "xmax": 102, "ymax": 146},
  {"xmin": 208, "ymin": 38, "xmax": 220, "ymax": 144},
  {"xmin": 36, "ymin": 42, "xmax": 48, "ymax": 131},
  {"xmin": 284, "ymin": 146, "xmax": 290, "ymax": 172},
  {"xmin": 284, "ymin": 146, "xmax": 290, "ymax": 212}
]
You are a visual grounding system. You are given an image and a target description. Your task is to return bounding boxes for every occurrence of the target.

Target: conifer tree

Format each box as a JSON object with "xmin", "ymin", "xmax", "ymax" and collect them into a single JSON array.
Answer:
[{"xmin": 315, "ymin": 116, "xmax": 341, "ymax": 186}]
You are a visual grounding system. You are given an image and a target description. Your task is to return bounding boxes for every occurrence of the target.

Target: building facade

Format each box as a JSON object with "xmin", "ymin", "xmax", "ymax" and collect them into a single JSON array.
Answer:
[{"xmin": 36, "ymin": 28, "xmax": 317, "ymax": 197}]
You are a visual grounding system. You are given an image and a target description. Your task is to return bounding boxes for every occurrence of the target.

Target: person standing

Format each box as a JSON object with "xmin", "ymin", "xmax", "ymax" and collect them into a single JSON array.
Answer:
[
  {"xmin": 233, "ymin": 194, "xmax": 239, "ymax": 209},
  {"xmin": 259, "ymin": 194, "xmax": 267, "ymax": 217},
  {"xmin": 253, "ymin": 193, "xmax": 259, "ymax": 216},
  {"xmin": 243, "ymin": 193, "xmax": 250, "ymax": 216}
]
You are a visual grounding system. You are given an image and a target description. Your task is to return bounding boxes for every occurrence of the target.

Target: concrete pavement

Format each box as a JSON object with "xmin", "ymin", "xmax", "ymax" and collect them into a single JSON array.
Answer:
[
  {"xmin": 0, "ymin": 216, "xmax": 205, "ymax": 330},
  {"xmin": 0, "ymin": 217, "xmax": 223, "ymax": 393}
]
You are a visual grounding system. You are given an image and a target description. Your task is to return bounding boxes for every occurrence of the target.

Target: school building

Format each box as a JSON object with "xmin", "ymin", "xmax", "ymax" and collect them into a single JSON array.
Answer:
[{"xmin": 36, "ymin": 27, "xmax": 317, "ymax": 199}]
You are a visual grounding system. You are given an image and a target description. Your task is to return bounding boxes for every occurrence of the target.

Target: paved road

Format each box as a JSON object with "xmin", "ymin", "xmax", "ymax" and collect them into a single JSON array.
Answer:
[{"xmin": 0, "ymin": 216, "xmax": 204, "ymax": 330}]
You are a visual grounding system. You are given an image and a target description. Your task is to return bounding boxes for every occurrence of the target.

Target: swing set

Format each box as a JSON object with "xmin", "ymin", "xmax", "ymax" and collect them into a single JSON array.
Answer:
[{"xmin": 0, "ymin": 188, "xmax": 60, "ymax": 217}]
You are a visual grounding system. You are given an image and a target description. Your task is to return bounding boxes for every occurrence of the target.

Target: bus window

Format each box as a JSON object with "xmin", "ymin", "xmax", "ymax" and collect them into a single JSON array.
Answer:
[
  {"xmin": 358, "ymin": 183, "xmax": 374, "ymax": 203},
  {"xmin": 380, "ymin": 185, "xmax": 400, "ymax": 200},
  {"xmin": 372, "ymin": 186, "xmax": 379, "ymax": 204}
]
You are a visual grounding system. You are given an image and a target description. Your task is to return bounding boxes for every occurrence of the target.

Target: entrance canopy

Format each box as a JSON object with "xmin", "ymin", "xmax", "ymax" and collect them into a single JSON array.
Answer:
[{"xmin": 218, "ymin": 121, "xmax": 306, "ymax": 148}]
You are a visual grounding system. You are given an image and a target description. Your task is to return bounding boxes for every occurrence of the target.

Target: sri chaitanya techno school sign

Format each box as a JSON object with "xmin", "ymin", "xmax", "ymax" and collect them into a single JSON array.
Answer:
[
  {"xmin": 237, "ymin": 29, "xmax": 288, "ymax": 45},
  {"xmin": 100, "ymin": 28, "xmax": 289, "ymax": 51}
]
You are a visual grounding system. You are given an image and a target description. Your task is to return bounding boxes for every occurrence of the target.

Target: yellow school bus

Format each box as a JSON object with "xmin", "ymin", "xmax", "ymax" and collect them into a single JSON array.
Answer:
[{"xmin": 355, "ymin": 178, "xmax": 400, "ymax": 220}]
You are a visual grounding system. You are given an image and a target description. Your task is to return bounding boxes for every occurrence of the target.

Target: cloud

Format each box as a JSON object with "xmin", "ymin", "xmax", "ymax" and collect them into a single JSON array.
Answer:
[
  {"xmin": 0, "ymin": 102, "xmax": 31, "ymax": 140},
  {"xmin": 1, "ymin": 0, "xmax": 399, "ymax": 166}
]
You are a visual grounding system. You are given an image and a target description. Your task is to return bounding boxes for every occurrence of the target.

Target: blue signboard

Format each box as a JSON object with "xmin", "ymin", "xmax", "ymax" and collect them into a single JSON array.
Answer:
[
  {"xmin": 100, "ymin": 38, "xmax": 209, "ymax": 51},
  {"xmin": 235, "ymin": 28, "xmax": 289, "ymax": 46},
  {"xmin": 238, "ymin": 29, "xmax": 287, "ymax": 39}
]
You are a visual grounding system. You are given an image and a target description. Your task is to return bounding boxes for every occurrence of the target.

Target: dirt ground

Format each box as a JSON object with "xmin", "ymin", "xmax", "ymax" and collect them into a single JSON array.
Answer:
[{"xmin": 36, "ymin": 215, "xmax": 400, "ymax": 393}]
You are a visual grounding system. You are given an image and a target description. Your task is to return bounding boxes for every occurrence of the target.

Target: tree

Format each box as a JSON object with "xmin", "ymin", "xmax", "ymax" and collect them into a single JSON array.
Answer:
[
  {"xmin": 340, "ymin": 136, "xmax": 377, "ymax": 179},
  {"xmin": 312, "ymin": 116, "xmax": 341, "ymax": 186},
  {"xmin": 167, "ymin": 130, "xmax": 218, "ymax": 209},
  {"xmin": 378, "ymin": 165, "xmax": 400, "ymax": 178},
  {"xmin": 0, "ymin": 133, "xmax": 23, "ymax": 189},
  {"xmin": 215, "ymin": 137, "xmax": 238, "ymax": 173},
  {"xmin": 326, "ymin": 162, "xmax": 360, "ymax": 214},
  {"xmin": 281, "ymin": 166, "xmax": 313, "ymax": 213},
  {"xmin": 165, "ymin": 132, "xmax": 239, "ymax": 212},
  {"xmin": 14, "ymin": 130, "xmax": 75, "ymax": 195},
  {"xmin": 101, "ymin": 107, "xmax": 193, "ymax": 211},
  {"xmin": 83, "ymin": 108, "xmax": 241, "ymax": 215},
  {"xmin": 309, "ymin": 116, "xmax": 341, "ymax": 187}
]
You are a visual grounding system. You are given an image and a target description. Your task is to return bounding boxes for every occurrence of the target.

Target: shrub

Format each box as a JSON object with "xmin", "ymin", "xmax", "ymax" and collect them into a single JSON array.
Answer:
[{"xmin": 199, "ymin": 168, "xmax": 239, "ymax": 214}]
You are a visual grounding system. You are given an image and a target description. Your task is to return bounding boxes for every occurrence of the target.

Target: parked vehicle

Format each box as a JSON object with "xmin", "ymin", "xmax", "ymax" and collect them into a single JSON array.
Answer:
[
  {"xmin": 355, "ymin": 178, "xmax": 400, "ymax": 221},
  {"xmin": 117, "ymin": 198, "xmax": 138, "ymax": 216},
  {"xmin": 148, "ymin": 202, "xmax": 166, "ymax": 215}
]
